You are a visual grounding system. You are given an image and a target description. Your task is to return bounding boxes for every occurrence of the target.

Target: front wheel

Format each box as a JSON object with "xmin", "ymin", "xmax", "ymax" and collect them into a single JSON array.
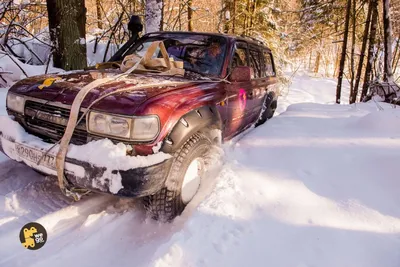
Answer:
[{"xmin": 143, "ymin": 132, "xmax": 212, "ymax": 222}]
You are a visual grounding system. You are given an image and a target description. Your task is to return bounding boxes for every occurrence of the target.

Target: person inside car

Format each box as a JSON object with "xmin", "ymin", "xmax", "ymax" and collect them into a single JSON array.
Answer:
[{"xmin": 199, "ymin": 42, "xmax": 224, "ymax": 75}]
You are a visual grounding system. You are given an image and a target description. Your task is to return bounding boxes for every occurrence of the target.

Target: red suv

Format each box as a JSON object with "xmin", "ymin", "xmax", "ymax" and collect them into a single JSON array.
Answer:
[{"xmin": 1, "ymin": 30, "xmax": 278, "ymax": 221}]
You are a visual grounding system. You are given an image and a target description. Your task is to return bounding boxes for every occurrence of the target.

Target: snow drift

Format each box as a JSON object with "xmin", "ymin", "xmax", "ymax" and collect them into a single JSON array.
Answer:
[{"xmin": 0, "ymin": 73, "xmax": 399, "ymax": 267}]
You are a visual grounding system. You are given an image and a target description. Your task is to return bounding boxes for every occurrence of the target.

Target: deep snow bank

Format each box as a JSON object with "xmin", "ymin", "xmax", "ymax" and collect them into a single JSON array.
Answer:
[{"xmin": 149, "ymin": 102, "xmax": 400, "ymax": 267}]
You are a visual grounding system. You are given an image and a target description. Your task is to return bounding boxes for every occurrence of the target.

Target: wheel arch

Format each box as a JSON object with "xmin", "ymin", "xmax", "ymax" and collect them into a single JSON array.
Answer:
[{"xmin": 161, "ymin": 105, "xmax": 222, "ymax": 154}]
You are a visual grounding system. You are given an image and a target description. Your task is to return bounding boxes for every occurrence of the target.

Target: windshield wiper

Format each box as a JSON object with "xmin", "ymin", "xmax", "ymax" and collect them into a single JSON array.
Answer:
[{"xmin": 185, "ymin": 68, "xmax": 205, "ymax": 76}]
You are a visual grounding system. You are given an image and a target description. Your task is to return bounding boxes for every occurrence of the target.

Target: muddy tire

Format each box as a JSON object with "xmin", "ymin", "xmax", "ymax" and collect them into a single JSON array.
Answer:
[
  {"xmin": 143, "ymin": 132, "xmax": 212, "ymax": 222},
  {"xmin": 255, "ymin": 99, "xmax": 277, "ymax": 127}
]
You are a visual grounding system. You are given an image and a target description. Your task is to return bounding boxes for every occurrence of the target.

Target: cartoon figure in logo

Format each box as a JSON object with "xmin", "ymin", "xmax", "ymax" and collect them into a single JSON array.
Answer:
[
  {"xmin": 22, "ymin": 227, "xmax": 37, "ymax": 248},
  {"xmin": 238, "ymin": 88, "xmax": 247, "ymax": 112},
  {"xmin": 38, "ymin": 77, "xmax": 61, "ymax": 90},
  {"xmin": 20, "ymin": 222, "xmax": 47, "ymax": 250}
]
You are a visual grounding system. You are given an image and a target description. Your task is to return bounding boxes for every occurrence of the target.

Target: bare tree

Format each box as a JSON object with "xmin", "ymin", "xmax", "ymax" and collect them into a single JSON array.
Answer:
[
  {"xmin": 249, "ymin": 0, "xmax": 258, "ymax": 35},
  {"xmin": 349, "ymin": 0, "xmax": 356, "ymax": 104},
  {"xmin": 336, "ymin": 0, "xmax": 352, "ymax": 104},
  {"xmin": 244, "ymin": 0, "xmax": 251, "ymax": 35},
  {"xmin": 383, "ymin": 0, "xmax": 394, "ymax": 82},
  {"xmin": 96, "ymin": 0, "xmax": 103, "ymax": 29},
  {"xmin": 188, "ymin": 0, "xmax": 194, "ymax": 31},
  {"xmin": 232, "ymin": 0, "xmax": 236, "ymax": 34},
  {"xmin": 352, "ymin": 0, "xmax": 373, "ymax": 104},
  {"xmin": 361, "ymin": 0, "xmax": 379, "ymax": 100},
  {"xmin": 223, "ymin": 0, "xmax": 231, "ymax": 33}
]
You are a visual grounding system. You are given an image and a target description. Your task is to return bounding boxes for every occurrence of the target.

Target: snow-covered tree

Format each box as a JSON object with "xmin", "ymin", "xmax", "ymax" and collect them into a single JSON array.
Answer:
[{"xmin": 145, "ymin": 0, "xmax": 163, "ymax": 33}]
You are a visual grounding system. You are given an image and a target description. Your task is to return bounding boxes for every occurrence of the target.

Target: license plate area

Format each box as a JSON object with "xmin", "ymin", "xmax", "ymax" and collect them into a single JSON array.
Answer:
[{"xmin": 15, "ymin": 144, "xmax": 56, "ymax": 170}]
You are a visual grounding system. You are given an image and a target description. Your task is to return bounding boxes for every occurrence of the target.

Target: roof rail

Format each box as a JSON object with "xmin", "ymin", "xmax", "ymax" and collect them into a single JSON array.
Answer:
[{"xmin": 240, "ymin": 34, "xmax": 268, "ymax": 46}]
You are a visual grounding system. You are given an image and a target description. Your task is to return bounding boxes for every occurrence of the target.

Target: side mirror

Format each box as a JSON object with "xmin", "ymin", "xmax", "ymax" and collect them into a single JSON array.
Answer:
[
  {"xmin": 229, "ymin": 66, "xmax": 253, "ymax": 82},
  {"xmin": 128, "ymin": 15, "xmax": 143, "ymax": 36}
]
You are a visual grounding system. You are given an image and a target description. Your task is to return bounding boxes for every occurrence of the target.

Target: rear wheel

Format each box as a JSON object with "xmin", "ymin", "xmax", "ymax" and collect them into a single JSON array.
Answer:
[
  {"xmin": 255, "ymin": 98, "xmax": 277, "ymax": 127},
  {"xmin": 143, "ymin": 132, "xmax": 212, "ymax": 222}
]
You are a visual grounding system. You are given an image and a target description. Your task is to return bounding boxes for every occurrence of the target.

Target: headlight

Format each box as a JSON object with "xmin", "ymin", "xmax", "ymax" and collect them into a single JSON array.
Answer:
[
  {"xmin": 132, "ymin": 117, "xmax": 160, "ymax": 141},
  {"xmin": 6, "ymin": 93, "xmax": 25, "ymax": 114},
  {"xmin": 88, "ymin": 111, "xmax": 159, "ymax": 141},
  {"xmin": 88, "ymin": 112, "xmax": 131, "ymax": 139}
]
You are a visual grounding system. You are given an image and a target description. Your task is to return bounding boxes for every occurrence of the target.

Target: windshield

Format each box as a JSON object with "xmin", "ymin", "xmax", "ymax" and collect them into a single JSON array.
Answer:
[{"xmin": 122, "ymin": 33, "xmax": 227, "ymax": 77}]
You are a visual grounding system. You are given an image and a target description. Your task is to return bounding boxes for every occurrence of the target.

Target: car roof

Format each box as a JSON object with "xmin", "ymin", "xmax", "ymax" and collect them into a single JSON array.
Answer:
[{"xmin": 143, "ymin": 31, "xmax": 272, "ymax": 52}]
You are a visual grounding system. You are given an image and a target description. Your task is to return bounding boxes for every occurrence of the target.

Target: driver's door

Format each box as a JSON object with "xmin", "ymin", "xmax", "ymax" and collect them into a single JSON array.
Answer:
[{"xmin": 225, "ymin": 42, "xmax": 256, "ymax": 139}]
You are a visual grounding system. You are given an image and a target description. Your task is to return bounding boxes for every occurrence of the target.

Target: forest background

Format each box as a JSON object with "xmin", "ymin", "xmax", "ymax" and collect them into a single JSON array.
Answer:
[{"xmin": 1, "ymin": 0, "xmax": 400, "ymax": 103}]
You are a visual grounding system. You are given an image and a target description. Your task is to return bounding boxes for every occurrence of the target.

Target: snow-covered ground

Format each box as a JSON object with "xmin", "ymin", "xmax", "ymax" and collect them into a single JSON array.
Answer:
[{"xmin": 0, "ymin": 72, "xmax": 399, "ymax": 267}]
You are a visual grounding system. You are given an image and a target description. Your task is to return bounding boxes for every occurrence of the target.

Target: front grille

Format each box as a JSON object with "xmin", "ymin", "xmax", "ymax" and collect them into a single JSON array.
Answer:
[{"xmin": 24, "ymin": 100, "xmax": 88, "ymax": 145}]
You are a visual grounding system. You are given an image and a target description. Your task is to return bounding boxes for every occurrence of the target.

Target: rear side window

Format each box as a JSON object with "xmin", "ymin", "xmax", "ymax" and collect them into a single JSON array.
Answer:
[
  {"xmin": 231, "ymin": 43, "xmax": 248, "ymax": 69},
  {"xmin": 263, "ymin": 51, "xmax": 275, "ymax": 77},
  {"xmin": 249, "ymin": 48, "xmax": 262, "ymax": 79}
]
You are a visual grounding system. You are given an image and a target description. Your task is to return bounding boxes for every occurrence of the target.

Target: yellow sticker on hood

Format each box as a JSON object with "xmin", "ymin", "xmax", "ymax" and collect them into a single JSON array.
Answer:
[{"xmin": 39, "ymin": 77, "xmax": 61, "ymax": 90}]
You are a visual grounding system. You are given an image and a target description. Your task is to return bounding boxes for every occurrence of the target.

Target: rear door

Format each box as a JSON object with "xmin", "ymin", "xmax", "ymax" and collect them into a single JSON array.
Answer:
[
  {"xmin": 250, "ymin": 47, "xmax": 277, "ymax": 118},
  {"xmin": 248, "ymin": 45, "xmax": 265, "ymax": 122}
]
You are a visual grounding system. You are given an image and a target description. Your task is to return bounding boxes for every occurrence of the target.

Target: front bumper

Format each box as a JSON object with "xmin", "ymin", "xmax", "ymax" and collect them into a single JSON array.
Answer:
[{"xmin": 0, "ymin": 132, "xmax": 172, "ymax": 198}]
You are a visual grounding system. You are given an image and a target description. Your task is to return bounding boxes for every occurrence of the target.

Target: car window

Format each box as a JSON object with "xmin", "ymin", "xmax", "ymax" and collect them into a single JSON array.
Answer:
[
  {"xmin": 231, "ymin": 43, "xmax": 248, "ymax": 69},
  {"xmin": 263, "ymin": 51, "xmax": 275, "ymax": 77},
  {"xmin": 249, "ymin": 48, "xmax": 262, "ymax": 79},
  {"xmin": 124, "ymin": 34, "xmax": 227, "ymax": 77}
]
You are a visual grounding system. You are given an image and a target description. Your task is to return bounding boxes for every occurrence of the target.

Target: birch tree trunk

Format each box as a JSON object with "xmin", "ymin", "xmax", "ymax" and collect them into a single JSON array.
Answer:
[
  {"xmin": 336, "ymin": 0, "xmax": 352, "ymax": 104},
  {"xmin": 145, "ymin": 0, "xmax": 163, "ymax": 33},
  {"xmin": 46, "ymin": 0, "xmax": 87, "ymax": 70},
  {"xmin": 361, "ymin": 0, "xmax": 378, "ymax": 100},
  {"xmin": 383, "ymin": 0, "xmax": 394, "ymax": 82}
]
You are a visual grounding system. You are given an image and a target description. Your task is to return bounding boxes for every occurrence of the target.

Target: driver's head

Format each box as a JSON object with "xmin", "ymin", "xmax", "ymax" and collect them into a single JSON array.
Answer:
[{"xmin": 208, "ymin": 42, "xmax": 222, "ymax": 58}]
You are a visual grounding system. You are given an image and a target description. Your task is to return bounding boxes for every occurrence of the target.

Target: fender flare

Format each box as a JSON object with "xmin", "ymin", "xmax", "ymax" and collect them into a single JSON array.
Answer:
[{"xmin": 161, "ymin": 106, "xmax": 222, "ymax": 154}]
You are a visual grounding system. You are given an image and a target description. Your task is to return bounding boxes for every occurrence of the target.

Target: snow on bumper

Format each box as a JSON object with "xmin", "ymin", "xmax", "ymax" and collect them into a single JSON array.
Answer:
[{"xmin": 0, "ymin": 115, "xmax": 172, "ymax": 197}]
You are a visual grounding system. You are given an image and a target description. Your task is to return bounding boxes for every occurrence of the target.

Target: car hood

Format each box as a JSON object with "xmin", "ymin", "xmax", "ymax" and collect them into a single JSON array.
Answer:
[{"xmin": 9, "ymin": 70, "xmax": 197, "ymax": 115}]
